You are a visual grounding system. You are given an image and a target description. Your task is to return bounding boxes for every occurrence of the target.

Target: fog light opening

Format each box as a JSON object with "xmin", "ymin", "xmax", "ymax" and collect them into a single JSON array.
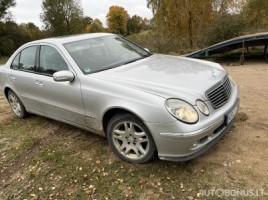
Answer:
[{"xmin": 199, "ymin": 136, "xmax": 208, "ymax": 144}]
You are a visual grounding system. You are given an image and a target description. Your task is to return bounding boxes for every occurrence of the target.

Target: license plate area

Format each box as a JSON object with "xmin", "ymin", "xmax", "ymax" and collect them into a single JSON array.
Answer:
[{"xmin": 225, "ymin": 104, "xmax": 239, "ymax": 125}]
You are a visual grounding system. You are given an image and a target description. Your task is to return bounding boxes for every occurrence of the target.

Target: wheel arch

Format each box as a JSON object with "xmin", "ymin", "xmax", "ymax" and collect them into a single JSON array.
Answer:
[
  {"xmin": 4, "ymin": 87, "xmax": 12, "ymax": 99},
  {"xmin": 102, "ymin": 107, "xmax": 147, "ymax": 136},
  {"xmin": 4, "ymin": 87, "xmax": 26, "ymax": 108}
]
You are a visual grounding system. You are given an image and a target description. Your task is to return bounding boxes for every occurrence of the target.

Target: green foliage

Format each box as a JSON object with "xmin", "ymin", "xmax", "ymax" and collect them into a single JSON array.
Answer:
[
  {"xmin": 0, "ymin": 37, "xmax": 14, "ymax": 56},
  {"xmin": 145, "ymin": 0, "xmax": 251, "ymax": 53},
  {"xmin": 201, "ymin": 14, "xmax": 248, "ymax": 46},
  {"xmin": 4, "ymin": 21, "xmax": 32, "ymax": 49},
  {"xmin": 0, "ymin": 56, "xmax": 8, "ymax": 64},
  {"xmin": 0, "ymin": 21, "xmax": 44, "ymax": 56},
  {"xmin": 243, "ymin": 0, "xmax": 268, "ymax": 30},
  {"xmin": 81, "ymin": 16, "xmax": 93, "ymax": 31},
  {"xmin": 128, "ymin": 30, "xmax": 176, "ymax": 54},
  {"xmin": 147, "ymin": 0, "xmax": 215, "ymax": 51},
  {"xmin": 128, "ymin": 31, "xmax": 156, "ymax": 51},
  {"xmin": 87, "ymin": 19, "xmax": 105, "ymax": 33},
  {"xmin": 22, "ymin": 22, "xmax": 44, "ymax": 40},
  {"xmin": 127, "ymin": 15, "xmax": 149, "ymax": 35},
  {"xmin": 0, "ymin": 0, "xmax": 15, "ymax": 19},
  {"xmin": 41, "ymin": 0, "xmax": 84, "ymax": 36}
]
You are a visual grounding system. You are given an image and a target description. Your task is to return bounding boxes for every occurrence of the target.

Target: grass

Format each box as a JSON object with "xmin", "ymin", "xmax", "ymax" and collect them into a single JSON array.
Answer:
[{"xmin": 0, "ymin": 57, "xmax": 9, "ymax": 64}]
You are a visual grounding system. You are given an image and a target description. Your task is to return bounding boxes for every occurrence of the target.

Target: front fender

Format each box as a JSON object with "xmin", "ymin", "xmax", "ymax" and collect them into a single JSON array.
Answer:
[{"xmin": 80, "ymin": 76, "xmax": 177, "ymax": 132}]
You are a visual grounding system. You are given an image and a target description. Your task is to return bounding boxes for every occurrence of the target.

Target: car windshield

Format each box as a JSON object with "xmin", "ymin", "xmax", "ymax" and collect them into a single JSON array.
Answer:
[{"xmin": 64, "ymin": 35, "xmax": 151, "ymax": 74}]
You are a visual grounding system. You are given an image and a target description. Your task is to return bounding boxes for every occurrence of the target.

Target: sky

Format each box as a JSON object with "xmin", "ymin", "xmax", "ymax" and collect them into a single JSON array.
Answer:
[{"xmin": 9, "ymin": 0, "xmax": 153, "ymax": 29}]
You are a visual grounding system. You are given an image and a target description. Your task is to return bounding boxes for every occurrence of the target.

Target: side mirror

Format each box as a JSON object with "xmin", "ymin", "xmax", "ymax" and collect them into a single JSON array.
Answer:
[
  {"xmin": 144, "ymin": 48, "xmax": 150, "ymax": 52},
  {"xmin": 53, "ymin": 70, "xmax": 75, "ymax": 82}
]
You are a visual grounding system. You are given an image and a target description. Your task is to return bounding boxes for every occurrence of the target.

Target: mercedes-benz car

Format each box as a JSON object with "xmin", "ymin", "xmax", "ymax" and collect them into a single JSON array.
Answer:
[{"xmin": 0, "ymin": 33, "xmax": 239, "ymax": 163}]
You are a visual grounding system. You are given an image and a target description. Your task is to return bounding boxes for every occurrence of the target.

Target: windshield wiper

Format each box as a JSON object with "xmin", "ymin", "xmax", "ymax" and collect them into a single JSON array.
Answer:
[
  {"xmin": 123, "ymin": 57, "xmax": 144, "ymax": 65},
  {"xmin": 123, "ymin": 54, "xmax": 151, "ymax": 65},
  {"xmin": 92, "ymin": 65, "xmax": 119, "ymax": 73},
  {"xmin": 89, "ymin": 54, "xmax": 152, "ymax": 74}
]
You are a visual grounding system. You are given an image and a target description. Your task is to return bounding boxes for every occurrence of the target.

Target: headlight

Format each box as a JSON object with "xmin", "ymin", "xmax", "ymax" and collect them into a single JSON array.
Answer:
[
  {"xmin": 165, "ymin": 99, "xmax": 199, "ymax": 124},
  {"xmin": 196, "ymin": 100, "xmax": 210, "ymax": 116}
]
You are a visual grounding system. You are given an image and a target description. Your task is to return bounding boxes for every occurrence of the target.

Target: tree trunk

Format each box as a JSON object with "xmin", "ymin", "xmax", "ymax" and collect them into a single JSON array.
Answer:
[{"xmin": 188, "ymin": 10, "xmax": 193, "ymax": 49}]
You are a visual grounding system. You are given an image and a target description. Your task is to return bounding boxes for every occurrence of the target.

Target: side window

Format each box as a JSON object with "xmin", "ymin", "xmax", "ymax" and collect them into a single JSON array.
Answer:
[
  {"xmin": 39, "ymin": 46, "xmax": 68, "ymax": 75},
  {"xmin": 11, "ymin": 53, "xmax": 20, "ymax": 69},
  {"xmin": 19, "ymin": 46, "xmax": 37, "ymax": 72}
]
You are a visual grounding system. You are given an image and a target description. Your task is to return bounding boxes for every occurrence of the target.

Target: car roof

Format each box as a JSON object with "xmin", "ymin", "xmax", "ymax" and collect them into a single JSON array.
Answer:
[{"xmin": 28, "ymin": 32, "xmax": 114, "ymax": 46}]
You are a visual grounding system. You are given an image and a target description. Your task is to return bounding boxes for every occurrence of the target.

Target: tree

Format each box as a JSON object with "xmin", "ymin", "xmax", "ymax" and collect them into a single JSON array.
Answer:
[
  {"xmin": 213, "ymin": 0, "xmax": 245, "ymax": 15},
  {"xmin": 106, "ymin": 6, "xmax": 128, "ymax": 35},
  {"xmin": 86, "ymin": 18, "xmax": 104, "ymax": 33},
  {"xmin": 127, "ymin": 15, "xmax": 146, "ymax": 34},
  {"xmin": 243, "ymin": 0, "xmax": 268, "ymax": 30},
  {"xmin": 18, "ymin": 23, "xmax": 43, "ymax": 40},
  {"xmin": 0, "ymin": 21, "xmax": 36, "ymax": 56},
  {"xmin": 147, "ymin": 0, "xmax": 214, "ymax": 50},
  {"xmin": 82, "ymin": 16, "xmax": 93, "ymax": 32},
  {"xmin": 201, "ymin": 13, "xmax": 247, "ymax": 46},
  {"xmin": 0, "ymin": 37, "xmax": 14, "ymax": 56},
  {"xmin": 0, "ymin": 0, "xmax": 15, "ymax": 20},
  {"xmin": 0, "ymin": 21, "xmax": 14, "ymax": 56},
  {"xmin": 146, "ymin": 0, "xmax": 249, "ymax": 52},
  {"xmin": 41, "ymin": 0, "xmax": 84, "ymax": 36},
  {"xmin": 5, "ymin": 21, "xmax": 32, "ymax": 48}
]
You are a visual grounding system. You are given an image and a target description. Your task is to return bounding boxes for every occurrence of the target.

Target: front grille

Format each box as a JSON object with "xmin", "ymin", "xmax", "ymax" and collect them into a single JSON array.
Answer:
[{"xmin": 206, "ymin": 76, "xmax": 232, "ymax": 109}]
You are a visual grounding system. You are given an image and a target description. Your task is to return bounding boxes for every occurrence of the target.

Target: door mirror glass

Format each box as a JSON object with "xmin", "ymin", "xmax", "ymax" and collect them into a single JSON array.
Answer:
[{"xmin": 53, "ymin": 70, "xmax": 75, "ymax": 82}]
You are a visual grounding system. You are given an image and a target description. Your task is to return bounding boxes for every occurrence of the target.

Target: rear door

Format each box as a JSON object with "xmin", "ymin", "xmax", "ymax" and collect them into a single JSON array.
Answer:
[
  {"xmin": 6, "ymin": 46, "xmax": 41, "ymax": 111},
  {"xmin": 34, "ymin": 44, "xmax": 86, "ymax": 126}
]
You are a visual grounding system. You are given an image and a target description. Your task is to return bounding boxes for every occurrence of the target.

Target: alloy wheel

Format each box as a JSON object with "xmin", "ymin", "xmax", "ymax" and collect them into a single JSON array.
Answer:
[
  {"xmin": 112, "ymin": 121, "xmax": 150, "ymax": 160},
  {"xmin": 8, "ymin": 93, "xmax": 22, "ymax": 116}
]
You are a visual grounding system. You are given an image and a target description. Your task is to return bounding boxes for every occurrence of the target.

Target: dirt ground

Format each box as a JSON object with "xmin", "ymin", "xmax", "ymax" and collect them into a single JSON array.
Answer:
[
  {"xmin": 0, "ymin": 61, "xmax": 267, "ymax": 199},
  {"xmin": 209, "ymin": 61, "xmax": 268, "ymax": 187},
  {"xmin": 219, "ymin": 62, "xmax": 268, "ymax": 185}
]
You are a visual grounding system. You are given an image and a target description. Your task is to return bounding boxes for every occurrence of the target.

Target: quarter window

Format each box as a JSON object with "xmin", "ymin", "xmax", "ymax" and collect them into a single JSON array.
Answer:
[
  {"xmin": 11, "ymin": 53, "xmax": 20, "ymax": 69},
  {"xmin": 39, "ymin": 46, "xmax": 68, "ymax": 75},
  {"xmin": 19, "ymin": 46, "xmax": 37, "ymax": 72}
]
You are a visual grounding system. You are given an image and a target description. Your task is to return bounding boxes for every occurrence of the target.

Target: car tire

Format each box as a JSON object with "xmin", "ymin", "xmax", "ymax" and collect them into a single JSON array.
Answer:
[
  {"xmin": 7, "ymin": 90, "xmax": 28, "ymax": 119},
  {"xmin": 107, "ymin": 113, "xmax": 157, "ymax": 164}
]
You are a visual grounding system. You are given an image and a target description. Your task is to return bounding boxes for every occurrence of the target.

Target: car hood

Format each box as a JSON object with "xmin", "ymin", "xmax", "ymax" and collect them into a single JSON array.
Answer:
[{"xmin": 92, "ymin": 54, "xmax": 227, "ymax": 105}]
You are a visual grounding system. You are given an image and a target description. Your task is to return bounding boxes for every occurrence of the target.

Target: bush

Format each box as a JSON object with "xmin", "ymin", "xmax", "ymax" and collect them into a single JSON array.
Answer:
[
  {"xmin": 128, "ymin": 31, "xmax": 157, "ymax": 52},
  {"xmin": 0, "ymin": 37, "xmax": 14, "ymax": 56},
  {"xmin": 201, "ymin": 14, "xmax": 247, "ymax": 46},
  {"xmin": 128, "ymin": 30, "xmax": 188, "ymax": 54}
]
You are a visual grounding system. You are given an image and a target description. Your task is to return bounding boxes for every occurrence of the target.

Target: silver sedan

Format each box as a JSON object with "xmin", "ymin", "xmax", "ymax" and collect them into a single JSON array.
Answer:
[{"xmin": 0, "ymin": 33, "xmax": 240, "ymax": 163}]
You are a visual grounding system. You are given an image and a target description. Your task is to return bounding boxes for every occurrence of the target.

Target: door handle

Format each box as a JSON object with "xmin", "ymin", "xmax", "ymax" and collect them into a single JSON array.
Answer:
[
  {"xmin": 9, "ymin": 75, "xmax": 16, "ymax": 80},
  {"xmin": 35, "ymin": 80, "xmax": 44, "ymax": 87}
]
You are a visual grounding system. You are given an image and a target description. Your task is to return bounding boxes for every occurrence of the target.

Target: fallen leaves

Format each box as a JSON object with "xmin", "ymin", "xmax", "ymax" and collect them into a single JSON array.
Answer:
[{"xmin": 84, "ymin": 185, "xmax": 96, "ymax": 195}]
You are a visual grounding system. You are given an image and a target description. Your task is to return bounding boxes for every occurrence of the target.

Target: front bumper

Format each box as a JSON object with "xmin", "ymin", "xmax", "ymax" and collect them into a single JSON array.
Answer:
[
  {"xmin": 160, "ymin": 114, "xmax": 235, "ymax": 162},
  {"xmin": 146, "ymin": 82, "xmax": 240, "ymax": 162}
]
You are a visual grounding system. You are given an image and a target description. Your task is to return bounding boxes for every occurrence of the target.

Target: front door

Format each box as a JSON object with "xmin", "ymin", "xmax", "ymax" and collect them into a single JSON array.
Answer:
[{"xmin": 34, "ymin": 45, "xmax": 86, "ymax": 126}]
